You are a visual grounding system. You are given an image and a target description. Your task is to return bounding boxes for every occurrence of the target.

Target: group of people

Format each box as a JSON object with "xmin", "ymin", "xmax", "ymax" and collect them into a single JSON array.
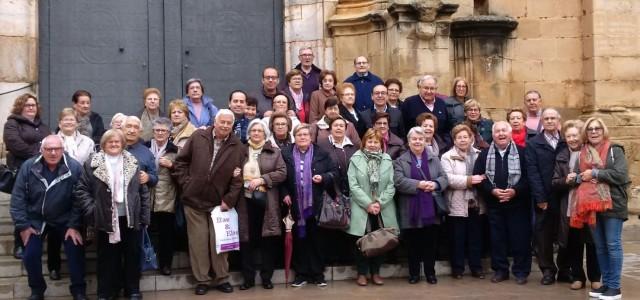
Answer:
[{"xmin": 6, "ymin": 47, "xmax": 629, "ymax": 300}]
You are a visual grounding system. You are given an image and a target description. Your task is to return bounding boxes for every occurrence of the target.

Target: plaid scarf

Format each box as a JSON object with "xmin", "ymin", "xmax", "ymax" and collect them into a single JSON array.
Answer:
[
  {"xmin": 485, "ymin": 142, "xmax": 521, "ymax": 188},
  {"xmin": 571, "ymin": 141, "xmax": 612, "ymax": 228}
]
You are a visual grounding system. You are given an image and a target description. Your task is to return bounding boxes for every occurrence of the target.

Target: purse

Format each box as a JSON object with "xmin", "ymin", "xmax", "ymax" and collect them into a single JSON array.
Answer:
[
  {"xmin": 0, "ymin": 164, "xmax": 16, "ymax": 194},
  {"xmin": 318, "ymin": 181, "xmax": 351, "ymax": 230},
  {"xmin": 252, "ymin": 189, "xmax": 268, "ymax": 208},
  {"xmin": 140, "ymin": 228, "xmax": 158, "ymax": 271},
  {"xmin": 356, "ymin": 215, "xmax": 399, "ymax": 257}
]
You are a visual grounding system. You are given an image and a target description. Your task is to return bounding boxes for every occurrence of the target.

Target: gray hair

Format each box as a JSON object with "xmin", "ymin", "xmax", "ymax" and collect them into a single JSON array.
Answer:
[
  {"xmin": 185, "ymin": 78, "xmax": 204, "ymax": 94},
  {"xmin": 492, "ymin": 121, "xmax": 512, "ymax": 133},
  {"xmin": 152, "ymin": 117, "xmax": 172, "ymax": 129},
  {"xmin": 215, "ymin": 108, "xmax": 236, "ymax": 124},
  {"xmin": 417, "ymin": 75, "xmax": 438, "ymax": 87},
  {"xmin": 248, "ymin": 119, "xmax": 271, "ymax": 141},
  {"xmin": 407, "ymin": 126, "xmax": 426, "ymax": 140},
  {"xmin": 124, "ymin": 115, "xmax": 143, "ymax": 130},
  {"xmin": 298, "ymin": 46, "xmax": 313, "ymax": 54},
  {"xmin": 541, "ymin": 107, "xmax": 561, "ymax": 119},
  {"xmin": 110, "ymin": 113, "xmax": 127, "ymax": 127},
  {"xmin": 40, "ymin": 135, "xmax": 65, "ymax": 152}
]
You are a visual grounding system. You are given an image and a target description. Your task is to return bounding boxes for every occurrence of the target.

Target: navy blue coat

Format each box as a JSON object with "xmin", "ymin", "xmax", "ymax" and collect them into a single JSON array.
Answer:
[
  {"xmin": 10, "ymin": 154, "xmax": 83, "ymax": 232},
  {"xmin": 126, "ymin": 140, "xmax": 159, "ymax": 187},
  {"xmin": 525, "ymin": 132, "xmax": 567, "ymax": 211},
  {"xmin": 344, "ymin": 72, "xmax": 384, "ymax": 111},
  {"xmin": 401, "ymin": 94, "xmax": 452, "ymax": 147},
  {"xmin": 473, "ymin": 144, "xmax": 530, "ymax": 209}
]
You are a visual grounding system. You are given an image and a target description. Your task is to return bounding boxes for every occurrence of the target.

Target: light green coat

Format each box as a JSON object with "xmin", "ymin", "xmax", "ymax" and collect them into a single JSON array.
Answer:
[{"xmin": 346, "ymin": 150, "xmax": 398, "ymax": 237}]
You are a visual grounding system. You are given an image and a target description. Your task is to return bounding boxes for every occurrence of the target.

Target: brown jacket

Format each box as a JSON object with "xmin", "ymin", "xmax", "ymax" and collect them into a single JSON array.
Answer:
[
  {"xmin": 237, "ymin": 141, "xmax": 287, "ymax": 242},
  {"xmin": 172, "ymin": 127, "xmax": 244, "ymax": 211}
]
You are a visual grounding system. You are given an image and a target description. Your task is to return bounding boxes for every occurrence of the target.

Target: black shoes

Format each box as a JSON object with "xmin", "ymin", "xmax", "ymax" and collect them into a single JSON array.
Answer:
[
  {"xmin": 541, "ymin": 273, "xmax": 555, "ymax": 285},
  {"xmin": 556, "ymin": 272, "xmax": 572, "ymax": 283},
  {"xmin": 262, "ymin": 280, "xmax": 274, "ymax": 289},
  {"xmin": 451, "ymin": 273, "xmax": 463, "ymax": 279},
  {"xmin": 160, "ymin": 266, "xmax": 171, "ymax": 276},
  {"xmin": 515, "ymin": 277, "xmax": 528, "ymax": 285},
  {"xmin": 49, "ymin": 269, "xmax": 61, "ymax": 280},
  {"xmin": 28, "ymin": 294, "xmax": 44, "ymax": 300},
  {"xmin": 491, "ymin": 273, "xmax": 509, "ymax": 283},
  {"xmin": 408, "ymin": 276, "xmax": 420, "ymax": 284},
  {"xmin": 215, "ymin": 282, "xmax": 233, "ymax": 293},
  {"xmin": 14, "ymin": 246, "xmax": 24, "ymax": 260},
  {"xmin": 471, "ymin": 271, "xmax": 485, "ymax": 279},
  {"xmin": 426, "ymin": 275, "xmax": 437, "ymax": 284},
  {"xmin": 194, "ymin": 284, "xmax": 209, "ymax": 295},
  {"xmin": 128, "ymin": 293, "xmax": 142, "ymax": 300},
  {"xmin": 239, "ymin": 282, "xmax": 254, "ymax": 290}
]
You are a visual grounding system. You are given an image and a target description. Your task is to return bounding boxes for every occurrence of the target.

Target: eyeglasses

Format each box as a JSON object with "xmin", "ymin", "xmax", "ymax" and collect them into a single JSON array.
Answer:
[
  {"xmin": 24, "ymin": 104, "xmax": 37, "ymax": 108},
  {"xmin": 299, "ymin": 54, "xmax": 313, "ymax": 57},
  {"xmin": 43, "ymin": 147, "xmax": 63, "ymax": 153},
  {"xmin": 274, "ymin": 123, "xmax": 288, "ymax": 127},
  {"xmin": 263, "ymin": 76, "xmax": 278, "ymax": 81},
  {"xmin": 153, "ymin": 129, "xmax": 169, "ymax": 133},
  {"xmin": 373, "ymin": 91, "xmax": 387, "ymax": 96},
  {"xmin": 421, "ymin": 87, "xmax": 437, "ymax": 91},
  {"xmin": 355, "ymin": 61, "xmax": 368, "ymax": 65},
  {"xmin": 374, "ymin": 121, "xmax": 389, "ymax": 126},
  {"xmin": 586, "ymin": 126, "xmax": 603, "ymax": 132}
]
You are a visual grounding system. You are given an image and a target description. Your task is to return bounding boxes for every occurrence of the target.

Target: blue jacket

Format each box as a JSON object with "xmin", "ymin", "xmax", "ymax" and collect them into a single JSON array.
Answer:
[
  {"xmin": 525, "ymin": 132, "xmax": 567, "ymax": 211},
  {"xmin": 344, "ymin": 72, "xmax": 384, "ymax": 111},
  {"xmin": 183, "ymin": 95, "xmax": 219, "ymax": 128},
  {"xmin": 126, "ymin": 140, "xmax": 159, "ymax": 187},
  {"xmin": 10, "ymin": 153, "xmax": 83, "ymax": 232},
  {"xmin": 401, "ymin": 94, "xmax": 452, "ymax": 147}
]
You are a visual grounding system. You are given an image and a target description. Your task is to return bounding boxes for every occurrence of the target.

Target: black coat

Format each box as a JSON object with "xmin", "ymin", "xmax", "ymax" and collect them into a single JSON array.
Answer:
[
  {"xmin": 318, "ymin": 140, "xmax": 357, "ymax": 196},
  {"xmin": 473, "ymin": 144, "xmax": 530, "ymax": 209},
  {"xmin": 3, "ymin": 114, "xmax": 51, "ymax": 169},
  {"xmin": 339, "ymin": 104, "xmax": 368, "ymax": 138},
  {"xmin": 88, "ymin": 111, "xmax": 106, "ymax": 145},
  {"xmin": 525, "ymin": 132, "xmax": 567, "ymax": 211},
  {"xmin": 361, "ymin": 106, "xmax": 406, "ymax": 139},
  {"xmin": 280, "ymin": 144, "xmax": 337, "ymax": 222}
]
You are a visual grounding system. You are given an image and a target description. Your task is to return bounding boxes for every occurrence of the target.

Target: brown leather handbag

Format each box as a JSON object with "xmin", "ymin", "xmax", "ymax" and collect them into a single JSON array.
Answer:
[
  {"xmin": 356, "ymin": 215, "xmax": 399, "ymax": 257},
  {"xmin": 318, "ymin": 181, "xmax": 351, "ymax": 230}
]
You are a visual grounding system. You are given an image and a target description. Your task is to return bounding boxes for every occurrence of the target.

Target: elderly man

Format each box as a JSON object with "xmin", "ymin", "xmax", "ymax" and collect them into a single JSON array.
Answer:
[
  {"xmin": 286, "ymin": 46, "xmax": 322, "ymax": 95},
  {"xmin": 362, "ymin": 84, "xmax": 405, "ymax": 138},
  {"xmin": 524, "ymin": 90, "xmax": 543, "ymax": 132},
  {"xmin": 172, "ymin": 109, "xmax": 245, "ymax": 295},
  {"xmin": 10, "ymin": 135, "xmax": 87, "ymax": 300},
  {"xmin": 254, "ymin": 67, "xmax": 295, "ymax": 117},
  {"xmin": 228, "ymin": 90, "xmax": 249, "ymax": 144},
  {"xmin": 401, "ymin": 75, "xmax": 451, "ymax": 147},
  {"xmin": 525, "ymin": 108, "xmax": 571, "ymax": 285},
  {"xmin": 123, "ymin": 116, "xmax": 158, "ymax": 187},
  {"xmin": 343, "ymin": 56, "xmax": 384, "ymax": 111},
  {"xmin": 473, "ymin": 121, "xmax": 531, "ymax": 285}
]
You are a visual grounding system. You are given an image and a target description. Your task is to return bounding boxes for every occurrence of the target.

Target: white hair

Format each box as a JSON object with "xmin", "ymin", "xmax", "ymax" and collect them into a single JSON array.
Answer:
[
  {"xmin": 215, "ymin": 109, "xmax": 236, "ymax": 124},
  {"xmin": 541, "ymin": 107, "xmax": 561, "ymax": 119},
  {"xmin": 407, "ymin": 126, "xmax": 426, "ymax": 140},
  {"xmin": 298, "ymin": 46, "xmax": 313, "ymax": 54},
  {"xmin": 417, "ymin": 75, "xmax": 438, "ymax": 87},
  {"xmin": 248, "ymin": 119, "xmax": 271, "ymax": 140},
  {"xmin": 40, "ymin": 135, "xmax": 65, "ymax": 152},
  {"xmin": 110, "ymin": 112, "xmax": 127, "ymax": 127},
  {"xmin": 492, "ymin": 121, "xmax": 512, "ymax": 133},
  {"xmin": 124, "ymin": 115, "xmax": 143, "ymax": 130}
]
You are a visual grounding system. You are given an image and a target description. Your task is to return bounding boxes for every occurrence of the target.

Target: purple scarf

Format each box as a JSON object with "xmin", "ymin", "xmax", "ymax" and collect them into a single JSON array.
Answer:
[
  {"xmin": 293, "ymin": 145, "xmax": 314, "ymax": 238},
  {"xmin": 409, "ymin": 150, "xmax": 436, "ymax": 226}
]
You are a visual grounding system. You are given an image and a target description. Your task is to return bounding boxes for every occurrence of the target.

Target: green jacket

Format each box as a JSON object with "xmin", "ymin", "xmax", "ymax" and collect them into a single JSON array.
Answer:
[
  {"xmin": 346, "ymin": 150, "xmax": 398, "ymax": 236},
  {"xmin": 590, "ymin": 144, "xmax": 630, "ymax": 220}
]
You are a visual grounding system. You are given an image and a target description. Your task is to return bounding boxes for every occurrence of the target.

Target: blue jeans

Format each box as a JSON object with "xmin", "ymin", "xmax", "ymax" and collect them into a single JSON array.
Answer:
[{"xmin": 591, "ymin": 215, "xmax": 623, "ymax": 289}]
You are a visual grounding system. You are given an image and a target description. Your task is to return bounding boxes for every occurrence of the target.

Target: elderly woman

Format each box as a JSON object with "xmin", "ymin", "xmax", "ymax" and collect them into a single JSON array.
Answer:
[
  {"xmin": 507, "ymin": 108, "xmax": 537, "ymax": 148},
  {"xmin": 74, "ymin": 129, "xmax": 149, "ymax": 300},
  {"xmin": 337, "ymin": 83, "xmax": 367, "ymax": 137},
  {"xmin": 262, "ymin": 93, "xmax": 301, "ymax": 137},
  {"xmin": 394, "ymin": 127, "xmax": 448, "ymax": 284},
  {"xmin": 283, "ymin": 69, "xmax": 310, "ymax": 123},
  {"xmin": 372, "ymin": 112, "xmax": 405, "ymax": 160},
  {"xmin": 385, "ymin": 78, "xmax": 404, "ymax": 109},
  {"xmin": 3, "ymin": 93, "xmax": 51, "ymax": 259},
  {"xmin": 318, "ymin": 117, "xmax": 357, "ymax": 196},
  {"xmin": 168, "ymin": 99, "xmax": 197, "ymax": 150},
  {"xmin": 416, "ymin": 112, "xmax": 446, "ymax": 157},
  {"xmin": 311, "ymin": 97, "xmax": 361, "ymax": 148},
  {"xmin": 71, "ymin": 90, "xmax": 105, "ymax": 144},
  {"xmin": 110, "ymin": 113, "xmax": 127, "ymax": 131},
  {"xmin": 183, "ymin": 78, "xmax": 218, "ymax": 128},
  {"xmin": 572, "ymin": 118, "xmax": 629, "ymax": 300},
  {"xmin": 57, "ymin": 108, "xmax": 95, "ymax": 164},
  {"xmin": 551, "ymin": 120, "xmax": 601, "ymax": 291},
  {"xmin": 267, "ymin": 112, "xmax": 294, "ymax": 149},
  {"xmin": 444, "ymin": 77, "xmax": 470, "ymax": 127},
  {"xmin": 463, "ymin": 99, "xmax": 493, "ymax": 150},
  {"xmin": 237, "ymin": 119, "xmax": 287, "ymax": 290},
  {"xmin": 309, "ymin": 70, "xmax": 337, "ymax": 123},
  {"xmin": 138, "ymin": 88, "xmax": 165, "ymax": 142},
  {"xmin": 144, "ymin": 117, "xmax": 178, "ymax": 276},
  {"xmin": 441, "ymin": 124, "xmax": 485, "ymax": 279},
  {"xmin": 281, "ymin": 123, "xmax": 336, "ymax": 287},
  {"xmin": 346, "ymin": 129, "xmax": 397, "ymax": 286}
]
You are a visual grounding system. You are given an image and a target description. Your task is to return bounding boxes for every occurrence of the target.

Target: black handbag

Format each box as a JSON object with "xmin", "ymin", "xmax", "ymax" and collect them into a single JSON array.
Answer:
[
  {"xmin": 318, "ymin": 182, "xmax": 351, "ymax": 230},
  {"xmin": 252, "ymin": 189, "xmax": 268, "ymax": 208},
  {"xmin": 0, "ymin": 164, "xmax": 16, "ymax": 194}
]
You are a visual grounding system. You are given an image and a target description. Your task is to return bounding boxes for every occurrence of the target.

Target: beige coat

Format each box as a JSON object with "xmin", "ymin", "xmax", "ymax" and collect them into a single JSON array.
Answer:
[
  {"xmin": 148, "ymin": 141, "xmax": 178, "ymax": 213},
  {"xmin": 440, "ymin": 147, "xmax": 486, "ymax": 217}
]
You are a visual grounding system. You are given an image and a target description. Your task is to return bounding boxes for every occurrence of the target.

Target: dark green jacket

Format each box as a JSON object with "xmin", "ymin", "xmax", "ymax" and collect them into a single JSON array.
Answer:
[{"xmin": 581, "ymin": 144, "xmax": 630, "ymax": 220}]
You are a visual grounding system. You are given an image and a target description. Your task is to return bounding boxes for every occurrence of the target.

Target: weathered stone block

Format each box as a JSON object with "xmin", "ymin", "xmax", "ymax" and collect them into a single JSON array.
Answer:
[
  {"xmin": 0, "ymin": 37, "xmax": 37, "ymax": 82},
  {"xmin": 513, "ymin": 38, "xmax": 555, "ymax": 60},
  {"xmin": 527, "ymin": 0, "xmax": 557, "ymax": 18},
  {"xmin": 556, "ymin": 0, "xmax": 584, "ymax": 17},
  {"xmin": 488, "ymin": 0, "xmax": 527, "ymax": 18},
  {"xmin": 607, "ymin": 57, "xmax": 640, "ymax": 80},
  {"xmin": 542, "ymin": 59, "xmax": 582, "ymax": 82},
  {"xmin": 593, "ymin": 81, "xmax": 640, "ymax": 108},
  {"xmin": 510, "ymin": 59, "xmax": 543, "ymax": 82},
  {"xmin": 554, "ymin": 38, "xmax": 582, "ymax": 60},
  {"xmin": 0, "ymin": 0, "xmax": 37, "ymax": 37},
  {"xmin": 540, "ymin": 18, "xmax": 582, "ymax": 38},
  {"xmin": 515, "ymin": 19, "xmax": 541, "ymax": 39}
]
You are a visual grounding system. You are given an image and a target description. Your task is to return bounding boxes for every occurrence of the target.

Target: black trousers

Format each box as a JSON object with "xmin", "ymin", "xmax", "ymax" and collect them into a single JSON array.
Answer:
[
  {"xmin": 402, "ymin": 225, "xmax": 438, "ymax": 277},
  {"xmin": 534, "ymin": 208, "xmax": 570, "ymax": 276},
  {"xmin": 488, "ymin": 206, "xmax": 531, "ymax": 278},
  {"xmin": 240, "ymin": 197, "xmax": 277, "ymax": 283},
  {"xmin": 351, "ymin": 214, "xmax": 384, "ymax": 276},
  {"xmin": 449, "ymin": 209, "xmax": 483, "ymax": 274},
  {"xmin": 96, "ymin": 217, "xmax": 142, "ymax": 298},
  {"xmin": 47, "ymin": 230, "xmax": 62, "ymax": 272},
  {"xmin": 292, "ymin": 217, "xmax": 324, "ymax": 282},
  {"xmin": 152, "ymin": 212, "xmax": 175, "ymax": 269},
  {"xmin": 567, "ymin": 227, "xmax": 601, "ymax": 282}
]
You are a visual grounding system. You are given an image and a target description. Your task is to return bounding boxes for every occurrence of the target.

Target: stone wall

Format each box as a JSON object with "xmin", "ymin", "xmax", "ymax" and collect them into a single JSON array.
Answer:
[{"xmin": 0, "ymin": 0, "xmax": 38, "ymax": 140}]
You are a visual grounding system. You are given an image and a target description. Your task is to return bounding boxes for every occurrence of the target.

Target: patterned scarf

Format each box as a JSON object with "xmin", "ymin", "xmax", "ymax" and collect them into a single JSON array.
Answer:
[
  {"xmin": 293, "ymin": 145, "xmax": 314, "ymax": 238},
  {"xmin": 409, "ymin": 150, "xmax": 436, "ymax": 226},
  {"xmin": 149, "ymin": 139, "xmax": 167, "ymax": 169},
  {"xmin": 362, "ymin": 150, "xmax": 383, "ymax": 197},
  {"xmin": 571, "ymin": 141, "xmax": 612, "ymax": 228},
  {"xmin": 485, "ymin": 142, "xmax": 521, "ymax": 188}
]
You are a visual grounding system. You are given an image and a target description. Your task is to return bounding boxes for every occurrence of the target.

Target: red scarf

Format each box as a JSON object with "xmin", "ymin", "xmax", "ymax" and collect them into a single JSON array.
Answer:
[
  {"xmin": 512, "ymin": 128, "xmax": 526, "ymax": 147},
  {"xmin": 571, "ymin": 141, "xmax": 613, "ymax": 228}
]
